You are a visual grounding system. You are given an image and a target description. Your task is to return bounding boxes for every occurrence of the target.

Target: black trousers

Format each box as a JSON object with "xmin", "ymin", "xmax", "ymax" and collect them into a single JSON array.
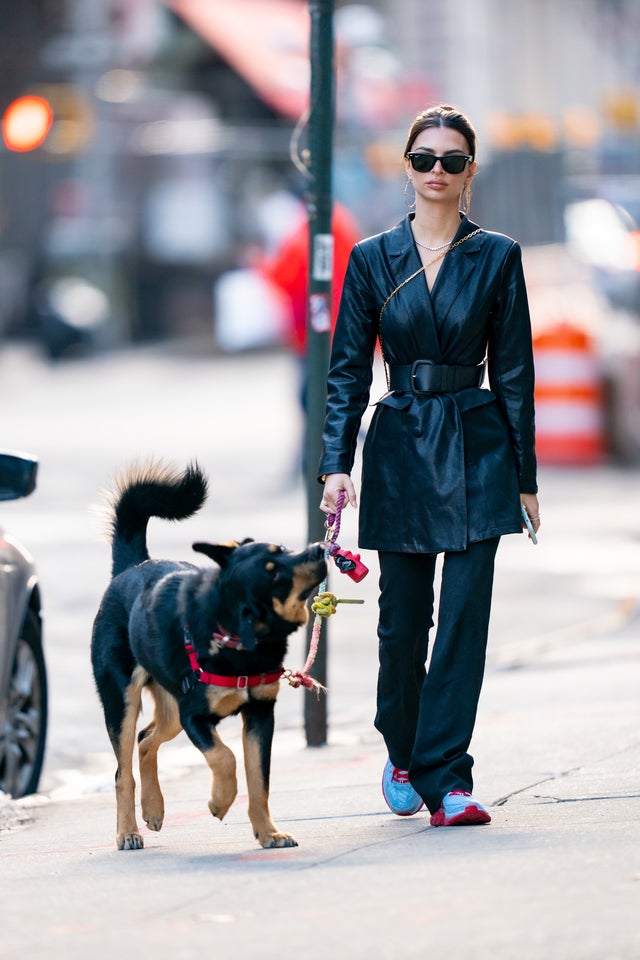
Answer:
[{"xmin": 374, "ymin": 538, "xmax": 500, "ymax": 813}]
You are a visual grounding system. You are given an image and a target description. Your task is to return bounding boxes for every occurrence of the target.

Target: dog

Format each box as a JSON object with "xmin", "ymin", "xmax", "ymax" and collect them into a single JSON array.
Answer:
[{"xmin": 91, "ymin": 461, "xmax": 327, "ymax": 851}]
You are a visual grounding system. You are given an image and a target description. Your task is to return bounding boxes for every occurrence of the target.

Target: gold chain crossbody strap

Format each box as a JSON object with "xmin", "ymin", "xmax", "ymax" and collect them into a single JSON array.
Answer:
[{"xmin": 378, "ymin": 228, "xmax": 482, "ymax": 389}]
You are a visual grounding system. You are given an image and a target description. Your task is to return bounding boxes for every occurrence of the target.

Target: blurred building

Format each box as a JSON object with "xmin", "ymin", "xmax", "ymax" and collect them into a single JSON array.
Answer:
[
  {"xmin": 380, "ymin": 0, "xmax": 639, "ymax": 141},
  {"xmin": 0, "ymin": 0, "xmax": 314, "ymax": 346},
  {"xmin": 380, "ymin": 0, "xmax": 640, "ymax": 242},
  {"xmin": 1, "ymin": 0, "xmax": 639, "ymax": 351}
]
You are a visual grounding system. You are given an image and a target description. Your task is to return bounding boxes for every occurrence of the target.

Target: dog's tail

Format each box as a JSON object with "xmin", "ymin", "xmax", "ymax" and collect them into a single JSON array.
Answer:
[{"xmin": 105, "ymin": 460, "xmax": 208, "ymax": 578}]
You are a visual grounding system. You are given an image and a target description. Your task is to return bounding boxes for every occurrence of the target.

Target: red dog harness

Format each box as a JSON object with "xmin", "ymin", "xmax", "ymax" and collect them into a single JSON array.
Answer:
[{"xmin": 184, "ymin": 637, "xmax": 283, "ymax": 690}]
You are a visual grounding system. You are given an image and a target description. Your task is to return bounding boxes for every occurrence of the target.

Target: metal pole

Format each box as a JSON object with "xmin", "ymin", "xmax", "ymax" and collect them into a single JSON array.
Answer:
[{"xmin": 304, "ymin": 0, "xmax": 334, "ymax": 746}]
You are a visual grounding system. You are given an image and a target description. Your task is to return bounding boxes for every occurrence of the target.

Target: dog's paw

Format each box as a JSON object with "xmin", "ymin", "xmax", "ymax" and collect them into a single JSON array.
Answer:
[
  {"xmin": 141, "ymin": 792, "xmax": 164, "ymax": 831},
  {"xmin": 208, "ymin": 784, "xmax": 237, "ymax": 822},
  {"xmin": 256, "ymin": 831, "xmax": 298, "ymax": 849},
  {"xmin": 117, "ymin": 832, "xmax": 145, "ymax": 851},
  {"xmin": 208, "ymin": 797, "xmax": 234, "ymax": 821},
  {"xmin": 144, "ymin": 814, "xmax": 164, "ymax": 832}
]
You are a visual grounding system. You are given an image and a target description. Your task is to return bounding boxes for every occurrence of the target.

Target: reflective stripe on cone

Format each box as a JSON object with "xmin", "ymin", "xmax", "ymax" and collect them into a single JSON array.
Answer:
[{"xmin": 533, "ymin": 322, "xmax": 606, "ymax": 465}]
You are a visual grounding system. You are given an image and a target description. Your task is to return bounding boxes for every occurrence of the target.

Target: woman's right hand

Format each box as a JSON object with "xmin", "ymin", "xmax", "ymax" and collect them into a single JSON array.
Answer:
[{"xmin": 319, "ymin": 473, "xmax": 358, "ymax": 514}]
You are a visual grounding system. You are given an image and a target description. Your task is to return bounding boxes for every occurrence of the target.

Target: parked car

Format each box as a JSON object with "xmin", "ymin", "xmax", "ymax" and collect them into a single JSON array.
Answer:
[
  {"xmin": 564, "ymin": 186, "xmax": 640, "ymax": 462},
  {"xmin": 564, "ymin": 192, "xmax": 640, "ymax": 315},
  {"xmin": 0, "ymin": 451, "xmax": 47, "ymax": 797}
]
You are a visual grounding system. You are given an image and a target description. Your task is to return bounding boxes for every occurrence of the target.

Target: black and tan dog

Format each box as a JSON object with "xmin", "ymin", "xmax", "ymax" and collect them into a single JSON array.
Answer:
[{"xmin": 91, "ymin": 461, "xmax": 326, "ymax": 851}]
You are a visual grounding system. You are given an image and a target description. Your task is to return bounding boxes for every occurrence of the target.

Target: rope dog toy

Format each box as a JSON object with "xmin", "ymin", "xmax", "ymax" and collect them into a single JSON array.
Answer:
[
  {"xmin": 311, "ymin": 591, "xmax": 364, "ymax": 617},
  {"xmin": 284, "ymin": 491, "xmax": 367, "ymax": 694}
]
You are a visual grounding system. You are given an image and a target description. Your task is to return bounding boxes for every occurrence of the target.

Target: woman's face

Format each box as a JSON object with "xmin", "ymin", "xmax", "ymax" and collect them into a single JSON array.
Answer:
[{"xmin": 405, "ymin": 125, "xmax": 476, "ymax": 207}]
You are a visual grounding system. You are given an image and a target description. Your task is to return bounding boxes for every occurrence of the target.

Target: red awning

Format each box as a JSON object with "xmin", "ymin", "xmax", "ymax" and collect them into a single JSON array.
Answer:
[{"xmin": 167, "ymin": 0, "xmax": 310, "ymax": 119}]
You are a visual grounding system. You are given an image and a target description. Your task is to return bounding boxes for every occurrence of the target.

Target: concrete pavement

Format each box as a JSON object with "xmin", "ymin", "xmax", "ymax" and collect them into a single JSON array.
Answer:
[
  {"xmin": 1, "ymin": 342, "xmax": 639, "ymax": 959},
  {"xmin": 2, "ymin": 614, "xmax": 639, "ymax": 960}
]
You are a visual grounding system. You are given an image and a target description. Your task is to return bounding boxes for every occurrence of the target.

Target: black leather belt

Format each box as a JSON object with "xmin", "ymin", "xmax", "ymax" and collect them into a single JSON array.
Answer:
[{"xmin": 389, "ymin": 359, "xmax": 486, "ymax": 394}]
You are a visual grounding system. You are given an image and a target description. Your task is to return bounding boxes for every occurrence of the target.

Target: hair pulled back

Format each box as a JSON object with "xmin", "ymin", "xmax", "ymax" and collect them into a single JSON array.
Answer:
[{"xmin": 403, "ymin": 103, "xmax": 477, "ymax": 159}]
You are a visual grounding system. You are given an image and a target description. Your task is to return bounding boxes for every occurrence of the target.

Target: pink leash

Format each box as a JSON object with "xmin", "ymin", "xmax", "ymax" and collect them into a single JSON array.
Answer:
[
  {"xmin": 283, "ymin": 492, "xmax": 346, "ymax": 694},
  {"xmin": 284, "ymin": 492, "xmax": 368, "ymax": 694}
]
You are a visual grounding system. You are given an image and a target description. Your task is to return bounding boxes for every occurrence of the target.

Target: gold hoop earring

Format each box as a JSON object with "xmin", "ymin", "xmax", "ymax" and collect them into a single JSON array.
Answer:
[{"xmin": 404, "ymin": 178, "xmax": 416, "ymax": 210}]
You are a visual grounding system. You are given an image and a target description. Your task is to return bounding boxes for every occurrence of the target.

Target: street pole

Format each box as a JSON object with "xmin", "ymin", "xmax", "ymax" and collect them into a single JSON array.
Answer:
[{"xmin": 304, "ymin": 0, "xmax": 334, "ymax": 746}]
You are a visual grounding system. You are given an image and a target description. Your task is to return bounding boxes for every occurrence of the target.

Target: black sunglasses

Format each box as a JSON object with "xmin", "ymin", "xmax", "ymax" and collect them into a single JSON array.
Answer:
[{"xmin": 407, "ymin": 153, "xmax": 473, "ymax": 175}]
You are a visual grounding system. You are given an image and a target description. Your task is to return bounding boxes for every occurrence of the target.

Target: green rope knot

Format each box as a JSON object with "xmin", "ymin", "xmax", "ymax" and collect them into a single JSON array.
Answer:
[{"xmin": 311, "ymin": 591, "xmax": 365, "ymax": 617}]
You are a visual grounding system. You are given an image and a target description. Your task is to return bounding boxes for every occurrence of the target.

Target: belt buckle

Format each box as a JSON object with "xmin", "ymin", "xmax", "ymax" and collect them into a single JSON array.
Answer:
[{"xmin": 410, "ymin": 359, "xmax": 436, "ymax": 394}]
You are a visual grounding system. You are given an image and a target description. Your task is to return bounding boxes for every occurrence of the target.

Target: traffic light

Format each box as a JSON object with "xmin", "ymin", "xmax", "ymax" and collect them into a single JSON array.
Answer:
[
  {"xmin": 2, "ymin": 86, "xmax": 94, "ymax": 155},
  {"xmin": 2, "ymin": 95, "xmax": 54, "ymax": 152}
]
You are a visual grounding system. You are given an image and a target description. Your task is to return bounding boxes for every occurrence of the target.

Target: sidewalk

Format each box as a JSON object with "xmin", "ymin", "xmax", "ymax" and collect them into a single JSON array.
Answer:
[
  {"xmin": 2, "ymin": 557, "xmax": 640, "ymax": 960},
  {"xmin": 0, "ymin": 335, "xmax": 639, "ymax": 960}
]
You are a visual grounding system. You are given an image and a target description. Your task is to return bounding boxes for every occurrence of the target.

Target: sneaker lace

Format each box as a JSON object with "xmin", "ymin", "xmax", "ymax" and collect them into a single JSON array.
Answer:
[{"xmin": 391, "ymin": 767, "xmax": 410, "ymax": 784}]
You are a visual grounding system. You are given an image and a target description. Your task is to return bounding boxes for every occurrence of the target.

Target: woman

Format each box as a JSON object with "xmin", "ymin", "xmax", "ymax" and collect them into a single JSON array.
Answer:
[{"xmin": 318, "ymin": 104, "xmax": 540, "ymax": 827}]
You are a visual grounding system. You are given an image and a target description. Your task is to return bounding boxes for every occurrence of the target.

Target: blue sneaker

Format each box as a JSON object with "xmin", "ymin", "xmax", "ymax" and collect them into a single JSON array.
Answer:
[
  {"xmin": 381, "ymin": 759, "xmax": 424, "ymax": 816},
  {"xmin": 430, "ymin": 790, "xmax": 491, "ymax": 827}
]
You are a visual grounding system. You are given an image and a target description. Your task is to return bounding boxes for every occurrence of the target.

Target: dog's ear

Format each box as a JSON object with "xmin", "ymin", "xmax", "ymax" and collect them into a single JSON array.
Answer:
[
  {"xmin": 192, "ymin": 541, "xmax": 238, "ymax": 567},
  {"xmin": 192, "ymin": 538, "xmax": 255, "ymax": 567}
]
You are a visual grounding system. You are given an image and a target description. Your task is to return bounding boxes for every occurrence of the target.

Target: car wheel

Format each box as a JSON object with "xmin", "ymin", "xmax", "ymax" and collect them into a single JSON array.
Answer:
[{"xmin": 0, "ymin": 609, "xmax": 48, "ymax": 798}]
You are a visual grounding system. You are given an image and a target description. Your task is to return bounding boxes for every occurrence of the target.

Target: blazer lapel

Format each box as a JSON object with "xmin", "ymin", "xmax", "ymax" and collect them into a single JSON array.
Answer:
[
  {"xmin": 432, "ymin": 217, "xmax": 483, "ymax": 330},
  {"xmin": 384, "ymin": 216, "xmax": 443, "ymax": 361}
]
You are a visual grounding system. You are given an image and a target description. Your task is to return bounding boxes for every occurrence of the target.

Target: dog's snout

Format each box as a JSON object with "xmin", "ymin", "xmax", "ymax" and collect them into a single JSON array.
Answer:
[{"xmin": 309, "ymin": 542, "xmax": 325, "ymax": 561}]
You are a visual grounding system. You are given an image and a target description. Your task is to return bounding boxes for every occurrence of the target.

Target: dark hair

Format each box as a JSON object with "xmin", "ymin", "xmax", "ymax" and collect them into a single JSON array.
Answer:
[{"xmin": 403, "ymin": 103, "xmax": 477, "ymax": 159}]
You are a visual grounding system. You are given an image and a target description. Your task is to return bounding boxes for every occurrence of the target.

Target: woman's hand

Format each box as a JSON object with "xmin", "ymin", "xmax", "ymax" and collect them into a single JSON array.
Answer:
[
  {"xmin": 320, "ymin": 474, "xmax": 358, "ymax": 514},
  {"xmin": 520, "ymin": 493, "xmax": 541, "ymax": 538}
]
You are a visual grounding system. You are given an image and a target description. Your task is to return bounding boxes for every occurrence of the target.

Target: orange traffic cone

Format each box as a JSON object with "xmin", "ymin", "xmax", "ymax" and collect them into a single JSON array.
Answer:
[{"xmin": 533, "ymin": 322, "xmax": 607, "ymax": 465}]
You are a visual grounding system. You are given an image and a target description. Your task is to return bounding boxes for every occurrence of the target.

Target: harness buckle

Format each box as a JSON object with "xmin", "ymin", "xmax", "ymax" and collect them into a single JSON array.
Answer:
[{"xmin": 236, "ymin": 675, "xmax": 249, "ymax": 689}]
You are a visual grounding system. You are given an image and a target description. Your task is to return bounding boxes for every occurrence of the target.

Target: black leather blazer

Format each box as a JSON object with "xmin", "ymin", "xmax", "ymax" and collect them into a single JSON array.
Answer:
[{"xmin": 318, "ymin": 214, "xmax": 537, "ymax": 554}]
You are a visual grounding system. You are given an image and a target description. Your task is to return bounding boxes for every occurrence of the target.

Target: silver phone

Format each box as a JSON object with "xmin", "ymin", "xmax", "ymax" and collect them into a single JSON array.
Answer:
[{"xmin": 521, "ymin": 505, "xmax": 538, "ymax": 545}]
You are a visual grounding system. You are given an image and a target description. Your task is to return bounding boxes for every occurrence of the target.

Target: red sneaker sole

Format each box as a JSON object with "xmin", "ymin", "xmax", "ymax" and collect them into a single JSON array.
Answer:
[{"xmin": 430, "ymin": 805, "xmax": 491, "ymax": 827}]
